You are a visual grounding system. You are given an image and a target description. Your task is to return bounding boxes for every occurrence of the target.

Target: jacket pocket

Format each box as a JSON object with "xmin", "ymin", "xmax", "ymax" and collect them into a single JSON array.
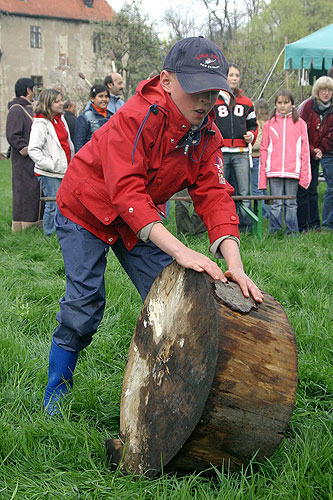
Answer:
[{"xmin": 72, "ymin": 178, "xmax": 117, "ymax": 226}]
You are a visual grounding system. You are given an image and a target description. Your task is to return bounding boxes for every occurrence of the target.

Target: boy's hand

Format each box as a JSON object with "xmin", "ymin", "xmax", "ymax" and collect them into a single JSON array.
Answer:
[
  {"xmin": 174, "ymin": 246, "xmax": 226, "ymax": 282},
  {"xmin": 175, "ymin": 250, "xmax": 263, "ymax": 303},
  {"xmin": 148, "ymin": 223, "xmax": 263, "ymax": 304},
  {"xmin": 149, "ymin": 223, "xmax": 226, "ymax": 282},
  {"xmin": 219, "ymin": 238, "xmax": 263, "ymax": 303},
  {"xmin": 224, "ymin": 267, "xmax": 263, "ymax": 303}
]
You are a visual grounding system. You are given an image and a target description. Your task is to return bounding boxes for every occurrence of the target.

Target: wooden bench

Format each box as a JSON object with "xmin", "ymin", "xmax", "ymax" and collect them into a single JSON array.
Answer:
[
  {"xmin": 41, "ymin": 195, "xmax": 296, "ymax": 242},
  {"xmin": 171, "ymin": 195, "xmax": 296, "ymax": 241}
]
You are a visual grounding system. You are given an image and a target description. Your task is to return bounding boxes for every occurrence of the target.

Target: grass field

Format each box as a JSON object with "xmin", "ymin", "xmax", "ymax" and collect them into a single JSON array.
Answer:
[{"xmin": 0, "ymin": 159, "xmax": 332, "ymax": 499}]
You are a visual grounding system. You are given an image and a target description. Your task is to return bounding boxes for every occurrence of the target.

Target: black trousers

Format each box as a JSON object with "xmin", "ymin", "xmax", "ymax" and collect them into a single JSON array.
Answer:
[{"xmin": 297, "ymin": 158, "xmax": 320, "ymax": 231}]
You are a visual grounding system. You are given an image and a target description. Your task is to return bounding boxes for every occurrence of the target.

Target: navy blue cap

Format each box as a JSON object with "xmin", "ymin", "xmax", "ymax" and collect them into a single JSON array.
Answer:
[{"xmin": 163, "ymin": 36, "xmax": 231, "ymax": 94}]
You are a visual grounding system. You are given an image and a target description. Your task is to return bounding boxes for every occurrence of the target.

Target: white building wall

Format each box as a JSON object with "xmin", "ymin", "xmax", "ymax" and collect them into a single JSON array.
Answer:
[{"xmin": 0, "ymin": 14, "xmax": 106, "ymax": 153}]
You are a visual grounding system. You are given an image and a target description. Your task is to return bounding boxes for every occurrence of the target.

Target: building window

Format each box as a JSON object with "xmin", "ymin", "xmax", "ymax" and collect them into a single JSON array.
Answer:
[
  {"xmin": 84, "ymin": 0, "xmax": 94, "ymax": 7},
  {"xmin": 30, "ymin": 26, "xmax": 41, "ymax": 48},
  {"xmin": 93, "ymin": 32, "xmax": 101, "ymax": 53},
  {"xmin": 31, "ymin": 75, "xmax": 43, "ymax": 94}
]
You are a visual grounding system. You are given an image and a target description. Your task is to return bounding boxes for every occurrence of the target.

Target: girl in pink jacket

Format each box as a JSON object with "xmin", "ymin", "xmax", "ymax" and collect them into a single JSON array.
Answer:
[{"xmin": 259, "ymin": 90, "xmax": 311, "ymax": 234}]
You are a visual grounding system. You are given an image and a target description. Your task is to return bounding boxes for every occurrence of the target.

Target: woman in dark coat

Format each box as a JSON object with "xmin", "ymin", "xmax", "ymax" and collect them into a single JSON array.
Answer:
[
  {"xmin": 6, "ymin": 78, "xmax": 43, "ymax": 232},
  {"xmin": 298, "ymin": 76, "xmax": 333, "ymax": 232}
]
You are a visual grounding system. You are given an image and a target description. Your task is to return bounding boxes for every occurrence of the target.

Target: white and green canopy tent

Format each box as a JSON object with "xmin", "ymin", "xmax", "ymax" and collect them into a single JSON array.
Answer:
[
  {"xmin": 284, "ymin": 24, "xmax": 333, "ymax": 83},
  {"xmin": 254, "ymin": 24, "xmax": 333, "ymax": 100}
]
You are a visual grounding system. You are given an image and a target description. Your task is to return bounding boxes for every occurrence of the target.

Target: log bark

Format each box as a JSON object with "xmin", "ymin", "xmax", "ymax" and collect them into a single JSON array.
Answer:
[{"xmin": 106, "ymin": 261, "xmax": 298, "ymax": 477}]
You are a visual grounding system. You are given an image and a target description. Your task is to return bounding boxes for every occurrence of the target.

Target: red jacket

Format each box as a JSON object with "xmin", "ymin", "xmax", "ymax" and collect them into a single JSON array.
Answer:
[
  {"xmin": 299, "ymin": 97, "xmax": 333, "ymax": 157},
  {"xmin": 57, "ymin": 76, "xmax": 239, "ymax": 249}
]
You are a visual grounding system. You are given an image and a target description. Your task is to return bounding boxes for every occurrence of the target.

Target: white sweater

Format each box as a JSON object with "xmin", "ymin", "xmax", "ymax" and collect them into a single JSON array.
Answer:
[{"xmin": 28, "ymin": 116, "xmax": 74, "ymax": 178}]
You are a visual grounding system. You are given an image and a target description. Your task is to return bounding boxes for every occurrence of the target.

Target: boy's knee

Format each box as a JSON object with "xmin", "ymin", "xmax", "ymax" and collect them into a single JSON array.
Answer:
[
  {"xmin": 57, "ymin": 296, "xmax": 106, "ymax": 335},
  {"xmin": 53, "ymin": 325, "xmax": 94, "ymax": 352}
]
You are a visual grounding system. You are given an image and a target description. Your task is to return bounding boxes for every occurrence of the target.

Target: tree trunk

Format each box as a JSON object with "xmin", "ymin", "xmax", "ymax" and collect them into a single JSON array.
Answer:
[{"xmin": 106, "ymin": 261, "xmax": 298, "ymax": 477}]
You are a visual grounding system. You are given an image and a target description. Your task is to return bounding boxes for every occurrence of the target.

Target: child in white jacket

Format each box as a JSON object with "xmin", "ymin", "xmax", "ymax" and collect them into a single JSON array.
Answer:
[
  {"xmin": 259, "ymin": 90, "xmax": 311, "ymax": 235},
  {"xmin": 28, "ymin": 89, "xmax": 74, "ymax": 235}
]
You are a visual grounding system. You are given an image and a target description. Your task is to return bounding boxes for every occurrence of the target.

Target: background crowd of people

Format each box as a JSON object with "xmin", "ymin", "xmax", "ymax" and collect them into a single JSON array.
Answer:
[
  {"xmin": 5, "ymin": 73, "xmax": 125, "ymax": 235},
  {"xmin": 5, "ymin": 65, "xmax": 333, "ymax": 238},
  {"xmin": 175, "ymin": 67, "xmax": 333, "ymax": 236}
]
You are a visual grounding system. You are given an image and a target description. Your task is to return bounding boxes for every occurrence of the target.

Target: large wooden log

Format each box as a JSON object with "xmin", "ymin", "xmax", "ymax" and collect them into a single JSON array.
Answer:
[{"xmin": 106, "ymin": 261, "xmax": 298, "ymax": 477}]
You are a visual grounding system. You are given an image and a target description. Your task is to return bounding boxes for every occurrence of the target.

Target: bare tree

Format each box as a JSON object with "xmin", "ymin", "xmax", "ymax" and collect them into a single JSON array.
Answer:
[
  {"xmin": 91, "ymin": 2, "xmax": 164, "ymax": 98},
  {"xmin": 201, "ymin": 0, "xmax": 245, "ymax": 50},
  {"xmin": 162, "ymin": 8, "xmax": 199, "ymax": 40},
  {"xmin": 243, "ymin": 0, "xmax": 261, "ymax": 21}
]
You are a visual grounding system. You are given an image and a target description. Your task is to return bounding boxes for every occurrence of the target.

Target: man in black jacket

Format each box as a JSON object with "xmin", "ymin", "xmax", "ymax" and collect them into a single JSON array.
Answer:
[{"xmin": 63, "ymin": 100, "xmax": 77, "ymax": 143}]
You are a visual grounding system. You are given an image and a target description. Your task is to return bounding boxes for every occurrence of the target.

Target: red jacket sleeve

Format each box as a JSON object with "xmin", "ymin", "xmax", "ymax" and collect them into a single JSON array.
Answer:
[{"xmin": 319, "ymin": 116, "xmax": 333, "ymax": 154}]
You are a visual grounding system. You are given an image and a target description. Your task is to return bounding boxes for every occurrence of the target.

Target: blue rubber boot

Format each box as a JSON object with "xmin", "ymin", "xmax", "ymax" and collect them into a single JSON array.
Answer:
[{"xmin": 44, "ymin": 340, "xmax": 79, "ymax": 416}]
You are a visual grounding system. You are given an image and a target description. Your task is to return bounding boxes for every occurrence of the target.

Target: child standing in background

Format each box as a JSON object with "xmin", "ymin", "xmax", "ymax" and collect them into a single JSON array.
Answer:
[
  {"xmin": 251, "ymin": 98, "xmax": 270, "ymax": 219},
  {"xmin": 259, "ymin": 90, "xmax": 311, "ymax": 235},
  {"xmin": 28, "ymin": 89, "xmax": 74, "ymax": 235}
]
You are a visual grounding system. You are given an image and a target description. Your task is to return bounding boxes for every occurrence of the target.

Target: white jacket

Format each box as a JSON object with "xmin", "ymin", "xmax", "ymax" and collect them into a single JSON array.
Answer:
[{"xmin": 28, "ymin": 115, "xmax": 74, "ymax": 178}]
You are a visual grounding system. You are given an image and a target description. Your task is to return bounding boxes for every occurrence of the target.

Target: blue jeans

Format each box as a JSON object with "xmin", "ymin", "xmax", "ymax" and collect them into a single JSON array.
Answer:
[
  {"xmin": 297, "ymin": 158, "xmax": 320, "ymax": 231},
  {"xmin": 321, "ymin": 155, "xmax": 333, "ymax": 230},
  {"xmin": 223, "ymin": 152, "xmax": 253, "ymax": 233},
  {"xmin": 38, "ymin": 176, "xmax": 62, "ymax": 235},
  {"xmin": 250, "ymin": 158, "xmax": 270, "ymax": 219},
  {"xmin": 269, "ymin": 178, "xmax": 299, "ymax": 234},
  {"xmin": 52, "ymin": 209, "xmax": 173, "ymax": 352}
]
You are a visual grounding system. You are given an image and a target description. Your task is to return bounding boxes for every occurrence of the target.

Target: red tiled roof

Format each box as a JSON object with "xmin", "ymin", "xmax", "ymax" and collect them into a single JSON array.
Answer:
[{"xmin": 0, "ymin": 0, "xmax": 114, "ymax": 21}]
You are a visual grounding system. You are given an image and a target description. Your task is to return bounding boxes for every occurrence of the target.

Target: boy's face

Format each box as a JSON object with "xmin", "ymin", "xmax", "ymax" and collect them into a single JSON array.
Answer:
[{"xmin": 160, "ymin": 71, "xmax": 219, "ymax": 127}]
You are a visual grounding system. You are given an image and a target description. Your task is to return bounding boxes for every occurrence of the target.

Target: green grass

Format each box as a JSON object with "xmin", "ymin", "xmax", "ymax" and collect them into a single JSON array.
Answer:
[{"xmin": 0, "ymin": 159, "xmax": 332, "ymax": 499}]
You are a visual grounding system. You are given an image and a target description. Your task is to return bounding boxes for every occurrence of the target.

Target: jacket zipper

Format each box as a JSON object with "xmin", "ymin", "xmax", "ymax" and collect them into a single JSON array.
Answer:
[
  {"xmin": 183, "ymin": 129, "xmax": 194, "ymax": 155},
  {"xmin": 282, "ymin": 116, "xmax": 286, "ymax": 175}
]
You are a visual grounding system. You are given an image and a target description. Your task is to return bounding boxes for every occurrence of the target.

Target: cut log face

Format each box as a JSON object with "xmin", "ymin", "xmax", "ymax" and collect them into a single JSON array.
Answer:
[
  {"xmin": 119, "ymin": 263, "xmax": 219, "ymax": 477},
  {"xmin": 107, "ymin": 261, "xmax": 298, "ymax": 477}
]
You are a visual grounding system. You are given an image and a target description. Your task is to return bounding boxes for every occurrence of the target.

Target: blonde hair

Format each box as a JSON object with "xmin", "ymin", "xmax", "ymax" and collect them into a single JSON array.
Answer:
[
  {"xmin": 254, "ymin": 98, "xmax": 269, "ymax": 126},
  {"xmin": 35, "ymin": 89, "xmax": 62, "ymax": 120},
  {"xmin": 312, "ymin": 76, "xmax": 333, "ymax": 102}
]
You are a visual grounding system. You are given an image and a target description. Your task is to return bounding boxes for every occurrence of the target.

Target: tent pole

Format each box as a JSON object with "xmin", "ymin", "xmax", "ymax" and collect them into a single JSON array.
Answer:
[
  {"xmin": 285, "ymin": 37, "xmax": 289, "ymax": 90},
  {"xmin": 257, "ymin": 46, "xmax": 286, "ymax": 99}
]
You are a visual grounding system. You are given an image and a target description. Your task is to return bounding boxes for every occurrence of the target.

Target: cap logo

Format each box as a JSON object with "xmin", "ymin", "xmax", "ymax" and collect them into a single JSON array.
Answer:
[{"xmin": 195, "ymin": 53, "xmax": 221, "ymax": 70}]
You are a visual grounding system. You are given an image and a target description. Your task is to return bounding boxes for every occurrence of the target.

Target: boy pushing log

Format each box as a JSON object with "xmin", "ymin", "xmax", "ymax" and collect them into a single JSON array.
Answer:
[{"xmin": 43, "ymin": 36, "xmax": 263, "ymax": 416}]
